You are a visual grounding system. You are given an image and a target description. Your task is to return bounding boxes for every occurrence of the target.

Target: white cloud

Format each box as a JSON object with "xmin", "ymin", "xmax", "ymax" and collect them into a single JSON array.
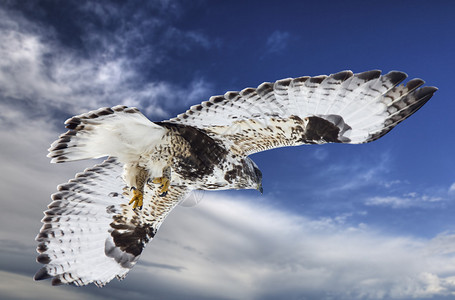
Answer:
[
  {"xmin": 365, "ymin": 196, "xmax": 414, "ymax": 208},
  {"xmin": 138, "ymin": 79, "xmax": 213, "ymax": 118},
  {"xmin": 0, "ymin": 5, "xmax": 214, "ymax": 120},
  {"xmin": 0, "ymin": 17, "xmax": 68, "ymax": 102},
  {"xmin": 0, "ymin": 103, "xmax": 97, "ymax": 243},
  {"xmin": 299, "ymin": 149, "xmax": 450, "ymax": 211},
  {"xmin": 366, "ymin": 192, "xmax": 446, "ymax": 209},
  {"xmin": 382, "ymin": 179, "xmax": 402, "ymax": 188},
  {"xmin": 119, "ymin": 195, "xmax": 455, "ymax": 300},
  {"xmin": 449, "ymin": 182, "xmax": 455, "ymax": 194}
]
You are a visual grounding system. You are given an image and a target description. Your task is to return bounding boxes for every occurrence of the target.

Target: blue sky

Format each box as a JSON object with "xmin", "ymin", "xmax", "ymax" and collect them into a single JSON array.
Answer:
[{"xmin": 1, "ymin": 0, "xmax": 455, "ymax": 299}]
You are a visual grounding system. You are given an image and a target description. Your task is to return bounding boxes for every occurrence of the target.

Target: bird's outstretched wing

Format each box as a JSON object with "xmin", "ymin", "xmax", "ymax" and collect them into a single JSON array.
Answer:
[
  {"xmin": 34, "ymin": 158, "xmax": 189, "ymax": 286},
  {"xmin": 166, "ymin": 70, "xmax": 437, "ymax": 155},
  {"xmin": 48, "ymin": 105, "xmax": 165, "ymax": 164}
]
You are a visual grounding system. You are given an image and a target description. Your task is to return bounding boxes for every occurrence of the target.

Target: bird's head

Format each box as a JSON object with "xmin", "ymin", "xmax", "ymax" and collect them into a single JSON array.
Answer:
[{"xmin": 257, "ymin": 182, "xmax": 263, "ymax": 194}]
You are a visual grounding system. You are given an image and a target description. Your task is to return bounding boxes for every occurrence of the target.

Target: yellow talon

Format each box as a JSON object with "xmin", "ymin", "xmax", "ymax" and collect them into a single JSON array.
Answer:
[
  {"xmin": 152, "ymin": 177, "xmax": 170, "ymax": 197},
  {"xmin": 128, "ymin": 189, "xmax": 143, "ymax": 209}
]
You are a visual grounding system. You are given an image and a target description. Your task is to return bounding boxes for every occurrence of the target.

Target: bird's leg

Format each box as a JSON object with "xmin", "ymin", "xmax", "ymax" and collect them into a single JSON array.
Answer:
[
  {"xmin": 128, "ymin": 188, "xmax": 143, "ymax": 210},
  {"xmin": 152, "ymin": 166, "xmax": 171, "ymax": 197},
  {"xmin": 128, "ymin": 166, "xmax": 148, "ymax": 210}
]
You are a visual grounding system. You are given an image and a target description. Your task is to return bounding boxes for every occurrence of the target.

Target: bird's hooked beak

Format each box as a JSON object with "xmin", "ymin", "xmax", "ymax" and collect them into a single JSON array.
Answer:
[{"xmin": 257, "ymin": 183, "xmax": 263, "ymax": 194}]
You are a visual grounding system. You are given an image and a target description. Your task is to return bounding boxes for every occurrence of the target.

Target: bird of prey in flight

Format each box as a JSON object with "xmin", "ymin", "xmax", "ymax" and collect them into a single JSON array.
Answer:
[{"xmin": 34, "ymin": 70, "xmax": 437, "ymax": 286}]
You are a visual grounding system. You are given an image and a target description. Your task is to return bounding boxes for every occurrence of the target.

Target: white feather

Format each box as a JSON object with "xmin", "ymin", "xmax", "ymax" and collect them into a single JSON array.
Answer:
[
  {"xmin": 166, "ymin": 70, "xmax": 436, "ymax": 149},
  {"xmin": 48, "ymin": 106, "xmax": 166, "ymax": 164}
]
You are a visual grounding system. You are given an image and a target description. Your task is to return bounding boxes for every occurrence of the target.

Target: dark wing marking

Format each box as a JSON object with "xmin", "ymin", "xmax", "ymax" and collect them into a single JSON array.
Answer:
[
  {"xmin": 34, "ymin": 158, "xmax": 189, "ymax": 286},
  {"xmin": 106, "ymin": 184, "xmax": 189, "ymax": 273}
]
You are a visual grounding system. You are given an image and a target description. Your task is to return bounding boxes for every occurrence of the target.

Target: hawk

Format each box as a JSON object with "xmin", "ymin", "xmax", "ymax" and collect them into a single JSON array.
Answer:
[{"xmin": 34, "ymin": 70, "xmax": 437, "ymax": 286}]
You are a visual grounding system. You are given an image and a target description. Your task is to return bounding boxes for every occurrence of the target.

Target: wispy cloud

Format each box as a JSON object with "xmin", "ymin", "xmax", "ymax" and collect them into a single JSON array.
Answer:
[
  {"xmin": 366, "ymin": 189, "xmax": 449, "ymax": 209},
  {"xmin": 136, "ymin": 197, "xmax": 455, "ymax": 299},
  {"xmin": 300, "ymin": 149, "xmax": 393, "ymax": 197},
  {"xmin": 366, "ymin": 195, "xmax": 416, "ymax": 208},
  {"xmin": 312, "ymin": 147, "xmax": 329, "ymax": 161},
  {"xmin": 0, "ymin": 4, "xmax": 214, "ymax": 121},
  {"xmin": 449, "ymin": 182, "xmax": 455, "ymax": 194},
  {"xmin": 265, "ymin": 30, "xmax": 292, "ymax": 55}
]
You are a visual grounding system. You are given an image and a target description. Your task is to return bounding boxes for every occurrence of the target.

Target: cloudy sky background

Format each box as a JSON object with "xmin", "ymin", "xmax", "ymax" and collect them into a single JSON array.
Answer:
[{"xmin": 1, "ymin": 1, "xmax": 455, "ymax": 299}]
